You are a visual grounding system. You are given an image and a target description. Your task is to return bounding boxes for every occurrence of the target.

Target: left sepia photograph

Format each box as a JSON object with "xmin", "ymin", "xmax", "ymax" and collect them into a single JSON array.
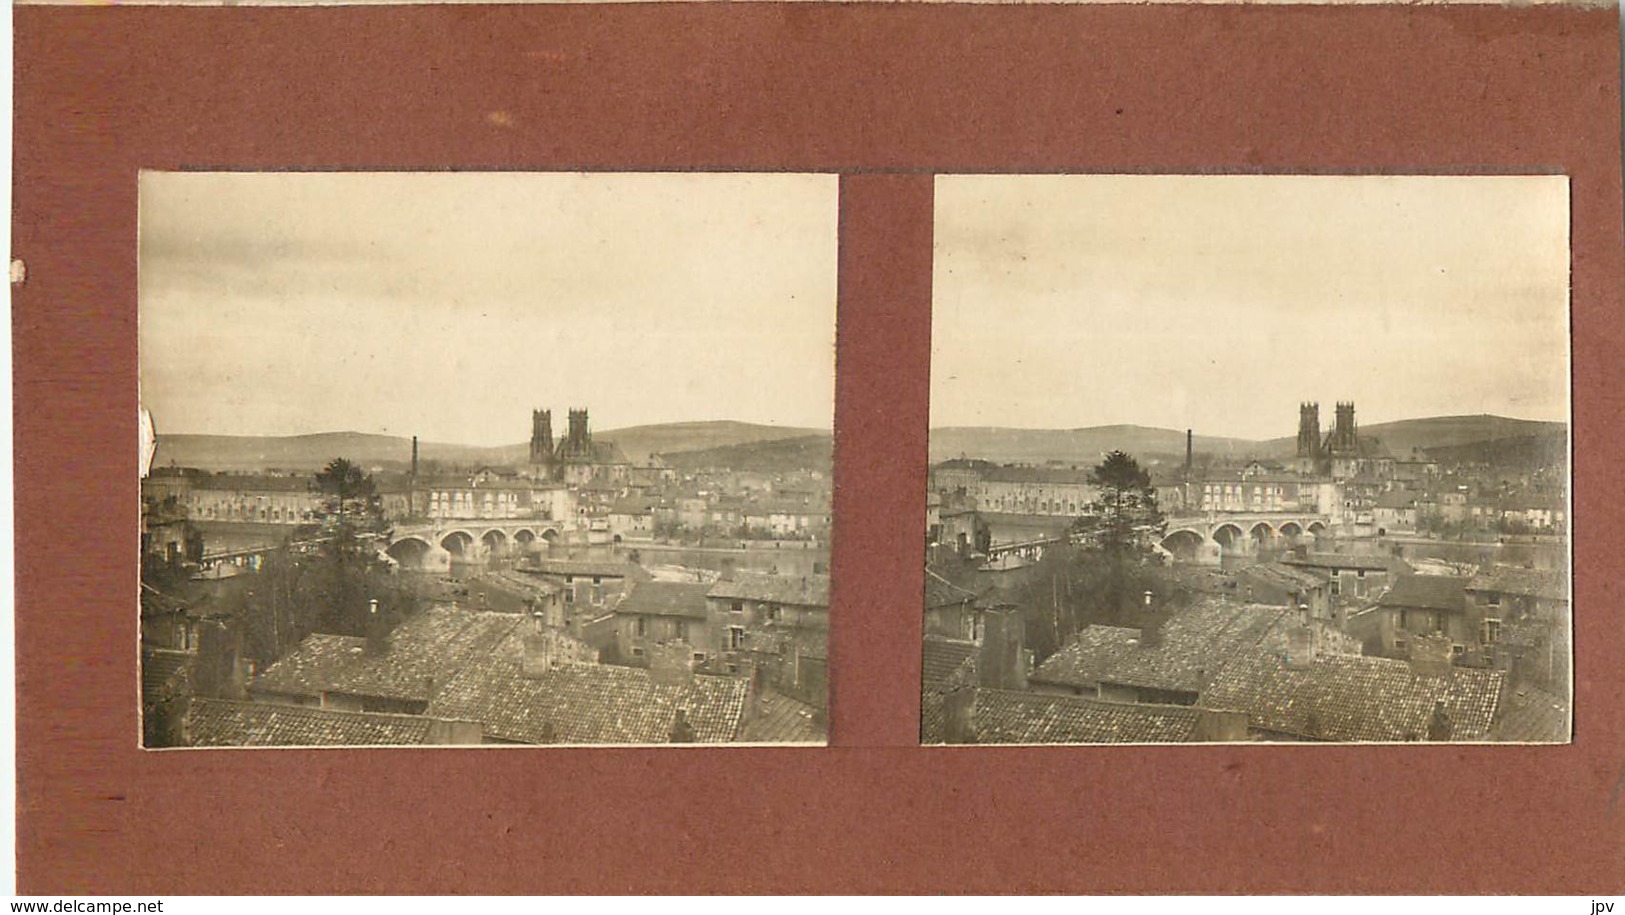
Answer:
[{"xmin": 138, "ymin": 171, "xmax": 837, "ymax": 748}]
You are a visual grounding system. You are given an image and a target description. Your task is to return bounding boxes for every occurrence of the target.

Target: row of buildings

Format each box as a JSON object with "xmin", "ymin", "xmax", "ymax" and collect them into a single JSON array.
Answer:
[
  {"xmin": 145, "ymin": 561, "xmax": 833, "ymax": 746},
  {"xmin": 923, "ymin": 556, "xmax": 1570, "ymax": 744}
]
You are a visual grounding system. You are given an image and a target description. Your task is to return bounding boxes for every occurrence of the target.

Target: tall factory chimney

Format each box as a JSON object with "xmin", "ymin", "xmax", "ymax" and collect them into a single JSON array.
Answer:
[{"xmin": 1184, "ymin": 429, "xmax": 1193, "ymax": 477}]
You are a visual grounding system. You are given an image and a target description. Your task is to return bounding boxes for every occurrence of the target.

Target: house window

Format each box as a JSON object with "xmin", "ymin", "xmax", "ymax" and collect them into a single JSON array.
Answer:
[
  {"xmin": 1394, "ymin": 638, "xmax": 1407, "ymax": 653},
  {"xmin": 1487, "ymin": 593, "xmax": 1501, "ymax": 607},
  {"xmin": 634, "ymin": 617, "xmax": 647, "ymax": 637},
  {"xmin": 728, "ymin": 626, "xmax": 745, "ymax": 650},
  {"xmin": 731, "ymin": 601, "xmax": 743, "ymax": 614},
  {"xmin": 673, "ymin": 620, "xmax": 689, "ymax": 640},
  {"xmin": 1398, "ymin": 609, "xmax": 1409, "ymax": 630},
  {"xmin": 1482, "ymin": 618, "xmax": 1501, "ymax": 645},
  {"xmin": 631, "ymin": 647, "xmax": 645, "ymax": 658},
  {"xmin": 766, "ymin": 604, "xmax": 780, "ymax": 623},
  {"xmin": 1452, "ymin": 645, "xmax": 1465, "ymax": 658},
  {"xmin": 692, "ymin": 652, "xmax": 707, "ymax": 663},
  {"xmin": 592, "ymin": 584, "xmax": 603, "ymax": 605}
]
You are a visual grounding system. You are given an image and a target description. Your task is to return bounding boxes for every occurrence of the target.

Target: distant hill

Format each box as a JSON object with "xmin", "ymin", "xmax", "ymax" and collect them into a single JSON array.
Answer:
[
  {"xmin": 152, "ymin": 421, "xmax": 827, "ymax": 473},
  {"xmin": 1421, "ymin": 429, "xmax": 1568, "ymax": 471},
  {"xmin": 1256, "ymin": 415, "xmax": 1568, "ymax": 461},
  {"xmin": 598, "ymin": 421, "xmax": 825, "ymax": 464},
  {"xmin": 657, "ymin": 434, "xmax": 833, "ymax": 475},
  {"xmin": 928, "ymin": 425, "xmax": 1260, "ymax": 466},
  {"xmin": 933, "ymin": 415, "xmax": 1568, "ymax": 468},
  {"xmin": 150, "ymin": 432, "xmax": 493, "ymax": 473}
]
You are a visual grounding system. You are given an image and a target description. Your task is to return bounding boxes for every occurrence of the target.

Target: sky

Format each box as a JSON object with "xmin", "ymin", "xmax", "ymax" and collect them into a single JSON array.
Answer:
[
  {"xmin": 930, "ymin": 174, "xmax": 1571, "ymax": 440},
  {"xmin": 139, "ymin": 172, "xmax": 838, "ymax": 445}
]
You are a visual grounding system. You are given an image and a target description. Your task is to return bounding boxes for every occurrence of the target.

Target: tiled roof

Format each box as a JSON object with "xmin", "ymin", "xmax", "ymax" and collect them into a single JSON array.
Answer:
[
  {"xmin": 1374, "ymin": 490, "xmax": 1420, "ymax": 509},
  {"xmin": 184, "ymin": 698, "xmax": 442, "ymax": 747},
  {"xmin": 194, "ymin": 474, "xmax": 315, "ymax": 493},
  {"xmin": 615, "ymin": 581, "xmax": 711, "ymax": 619},
  {"xmin": 982, "ymin": 466, "xmax": 1096, "ymax": 485},
  {"xmin": 1202, "ymin": 652, "xmax": 1504, "ymax": 742},
  {"xmin": 607, "ymin": 498, "xmax": 655, "ymax": 515},
  {"xmin": 920, "ymin": 637, "xmax": 980, "ymax": 743},
  {"xmin": 708, "ymin": 572, "xmax": 830, "ymax": 608},
  {"xmin": 141, "ymin": 649, "xmax": 193, "ymax": 705},
  {"xmin": 526, "ymin": 559, "xmax": 645, "ymax": 579},
  {"xmin": 1031, "ymin": 601, "xmax": 1290, "ymax": 694},
  {"xmin": 740, "ymin": 689, "xmax": 826, "ymax": 744},
  {"xmin": 1237, "ymin": 562, "xmax": 1327, "ymax": 592},
  {"xmin": 922, "ymin": 637, "xmax": 979, "ymax": 692},
  {"xmin": 962, "ymin": 690, "xmax": 1205, "ymax": 745},
  {"xmin": 924, "ymin": 568, "xmax": 980, "ymax": 610},
  {"xmin": 1284, "ymin": 552, "xmax": 1402, "ymax": 572},
  {"xmin": 252, "ymin": 608, "xmax": 519, "ymax": 703},
  {"xmin": 1467, "ymin": 566, "xmax": 1569, "ymax": 602},
  {"xmin": 1487, "ymin": 685, "xmax": 1570, "ymax": 743},
  {"xmin": 1377, "ymin": 575, "xmax": 1468, "ymax": 613},
  {"xmin": 427, "ymin": 647, "xmax": 747, "ymax": 744}
]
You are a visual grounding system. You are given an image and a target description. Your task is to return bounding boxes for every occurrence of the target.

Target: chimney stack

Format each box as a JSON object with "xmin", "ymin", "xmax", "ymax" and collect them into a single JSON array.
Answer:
[
  {"xmin": 363, "ymin": 599, "xmax": 389, "ymax": 656},
  {"xmin": 648, "ymin": 641, "xmax": 696, "ymax": 688},
  {"xmin": 1425, "ymin": 699, "xmax": 1454, "ymax": 741},
  {"xmin": 978, "ymin": 606, "xmax": 1027, "ymax": 691},
  {"xmin": 411, "ymin": 436, "xmax": 419, "ymax": 481},
  {"xmin": 1138, "ymin": 590, "xmax": 1165, "ymax": 649},
  {"xmin": 1407, "ymin": 633, "xmax": 1455, "ymax": 680},
  {"xmin": 1185, "ymin": 429, "xmax": 1194, "ymax": 477},
  {"xmin": 669, "ymin": 707, "xmax": 697, "ymax": 743},
  {"xmin": 1193, "ymin": 708, "xmax": 1248, "ymax": 742},
  {"xmin": 942, "ymin": 685, "xmax": 978, "ymax": 744},
  {"xmin": 1283, "ymin": 624, "xmax": 1316, "ymax": 670}
]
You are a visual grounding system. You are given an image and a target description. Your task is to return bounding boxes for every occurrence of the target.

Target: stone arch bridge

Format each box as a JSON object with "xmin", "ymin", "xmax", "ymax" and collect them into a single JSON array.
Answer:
[
  {"xmin": 982, "ymin": 512, "xmax": 1330, "ymax": 567},
  {"xmin": 384, "ymin": 520, "xmax": 570, "ymax": 571},
  {"xmin": 1159, "ymin": 513, "xmax": 1330, "ymax": 563}
]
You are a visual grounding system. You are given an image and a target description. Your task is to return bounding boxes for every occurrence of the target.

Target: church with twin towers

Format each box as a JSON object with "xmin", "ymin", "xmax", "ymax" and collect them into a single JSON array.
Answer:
[{"xmin": 525, "ymin": 407, "xmax": 632, "ymax": 485}]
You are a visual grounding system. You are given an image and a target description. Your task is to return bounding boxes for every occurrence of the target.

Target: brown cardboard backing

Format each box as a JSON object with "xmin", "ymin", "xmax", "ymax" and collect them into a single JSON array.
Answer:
[{"xmin": 13, "ymin": 3, "xmax": 1624, "ymax": 893}]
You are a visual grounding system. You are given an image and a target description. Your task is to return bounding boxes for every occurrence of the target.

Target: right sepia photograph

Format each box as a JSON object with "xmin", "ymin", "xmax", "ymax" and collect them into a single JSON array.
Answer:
[{"xmin": 923, "ymin": 174, "xmax": 1572, "ymax": 745}]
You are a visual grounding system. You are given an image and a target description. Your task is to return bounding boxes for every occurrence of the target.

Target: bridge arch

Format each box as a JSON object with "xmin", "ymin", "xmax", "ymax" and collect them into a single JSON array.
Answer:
[
  {"xmin": 1161, "ymin": 529, "xmax": 1208, "ymax": 562},
  {"xmin": 1212, "ymin": 523, "xmax": 1246, "ymax": 553},
  {"xmin": 440, "ymin": 529, "xmax": 476, "ymax": 558},
  {"xmin": 1248, "ymin": 521, "xmax": 1275, "ymax": 542},
  {"xmin": 386, "ymin": 536, "xmax": 437, "ymax": 570},
  {"xmin": 480, "ymin": 528, "xmax": 509, "ymax": 556},
  {"xmin": 1307, "ymin": 520, "xmax": 1328, "ymax": 535},
  {"xmin": 512, "ymin": 528, "xmax": 537, "ymax": 548},
  {"xmin": 1278, "ymin": 521, "xmax": 1304, "ymax": 538}
]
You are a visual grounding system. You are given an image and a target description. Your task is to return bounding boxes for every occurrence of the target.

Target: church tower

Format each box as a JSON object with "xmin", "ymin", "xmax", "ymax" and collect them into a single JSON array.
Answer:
[
  {"xmin": 530, "ymin": 408, "xmax": 555, "ymax": 465},
  {"xmin": 1328, "ymin": 401, "xmax": 1358, "ymax": 456},
  {"xmin": 1296, "ymin": 402, "xmax": 1322, "ymax": 459}
]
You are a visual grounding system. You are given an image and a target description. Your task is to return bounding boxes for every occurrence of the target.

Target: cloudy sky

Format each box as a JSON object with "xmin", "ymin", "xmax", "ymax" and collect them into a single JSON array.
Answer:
[
  {"xmin": 140, "ymin": 172, "xmax": 837, "ymax": 445},
  {"xmin": 931, "ymin": 174, "xmax": 1570, "ymax": 440}
]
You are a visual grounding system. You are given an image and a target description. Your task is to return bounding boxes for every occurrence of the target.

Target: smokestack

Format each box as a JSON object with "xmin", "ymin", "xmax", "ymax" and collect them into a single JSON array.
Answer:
[
  {"xmin": 411, "ymin": 436, "xmax": 419, "ymax": 480},
  {"xmin": 1185, "ymin": 429, "xmax": 1193, "ymax": 477}
]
